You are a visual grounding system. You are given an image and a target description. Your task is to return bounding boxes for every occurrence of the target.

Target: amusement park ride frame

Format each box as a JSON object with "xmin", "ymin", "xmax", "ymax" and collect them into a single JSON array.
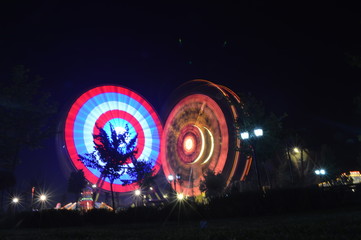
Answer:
[{"xmin": 63, "ymin": 80, "xmax": 252, "ymax": 198}]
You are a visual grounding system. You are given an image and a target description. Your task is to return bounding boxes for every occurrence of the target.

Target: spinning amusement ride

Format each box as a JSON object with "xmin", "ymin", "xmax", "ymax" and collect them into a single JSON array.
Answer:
[{"xmin": 63, "ymin": 80, "xmax": 252, "ymax": 197}]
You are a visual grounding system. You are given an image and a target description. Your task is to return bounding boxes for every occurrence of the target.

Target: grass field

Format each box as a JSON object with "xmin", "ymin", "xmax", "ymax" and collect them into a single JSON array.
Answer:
[{"xmin": 1, "ymin": 207, "xmax": 361, "ymax": 240}]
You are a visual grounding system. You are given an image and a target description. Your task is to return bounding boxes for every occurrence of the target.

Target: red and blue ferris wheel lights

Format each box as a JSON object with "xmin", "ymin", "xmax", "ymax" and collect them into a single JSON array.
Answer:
[{"xmin": 64, "ymin": 85, "xmax": 162, "ymax": 192}]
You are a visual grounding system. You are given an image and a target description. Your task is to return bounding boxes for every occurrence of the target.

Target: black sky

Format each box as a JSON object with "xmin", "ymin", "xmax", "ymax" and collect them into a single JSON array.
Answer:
[{"xmin": 1, "ymin": 1, "xmax": 361, "ymax": 199}]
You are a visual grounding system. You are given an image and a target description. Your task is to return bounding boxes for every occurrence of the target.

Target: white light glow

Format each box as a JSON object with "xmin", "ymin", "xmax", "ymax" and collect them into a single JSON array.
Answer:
[
  {"xmin": 167, "ymin": 174, "xmax": 174, "ymax": 181},
  {"xmin": 177, "ymin": 193, "xmax": 184, "ymax": 200},
  {"xmin": 254, "ymin": 128, "xmax": 263, "ymax": 137},
  {"xmin": 40, "ymin": 194, "xmax": 47, "ymax": 201},
  {"xmin": 12, "ymin": 197, "xmax": 19, "ymax": 203},
  {"xmin": 240, "ymin": 132, "xmax": 249, "ymax": 140},
  {"xmin": 184, "ymin": 137, "xmax": 194, "ymax": 151},
  {"xmin": 315, "ymin": 169, "xmax": 326, "ymax": 175},
  {"xmin": 135, "ymin": 189, "xmax": 141, "ymax": 196}
]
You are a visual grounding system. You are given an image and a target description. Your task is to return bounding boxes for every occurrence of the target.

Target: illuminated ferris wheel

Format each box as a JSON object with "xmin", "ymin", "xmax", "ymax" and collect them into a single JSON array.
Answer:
[
  {"xmin": 64, "ymin": 85, "xmax": 163, "ymax": 193},
  {"xmin": 161, "ymin": 79, "xmax": 251, "ymax": 196}
]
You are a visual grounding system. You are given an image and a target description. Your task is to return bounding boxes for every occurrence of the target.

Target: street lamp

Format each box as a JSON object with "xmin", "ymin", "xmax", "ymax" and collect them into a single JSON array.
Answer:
[
  {"xmin": 254, "ymin": 128, "xmax": 263, "ymax": 137},
  {"xmin": 176, "ymin": 193, "xmax": 185, "ymax": 201},
  {"xmin": 167, "ymin": 174, "xmax": 174, "ymax": 181},
  {"xmin": 240, "ymin": 128, "xmax": 263, "ymax": 192},
  {"xmin": 240, "ymin": 132, "xmax": 249, "ymax": 140},
  {"xmin": 315, "ymin": 169, "xmax": 326, "ymax": 175},
  {"xmin": 168, "ymin": 174, "xmax": 178, "ymax": 192},
  {"xmin": 12, "ymin": 197, "xmax": 19, "ymax": 204},
  {"xmin": 39, "ymin": 194, "xmax": 47, "ymax": 210},
  {"xmin": 315, "ymin": 168, "xmax": 326, "ymax": 187},
  {"xmin": 134, "ymin": 189, "xmax": 141, "ymax": 207},
  {"xmin": 11, "ymin": 196, "xmax": 20, "ymax": 214},
  {"xmin": 294, "ymin": 147, "xmax": 304, "ymax": 185},
  {"xmin": 40, "ymin": 194, "xmax": 47, "ymax": 201}
]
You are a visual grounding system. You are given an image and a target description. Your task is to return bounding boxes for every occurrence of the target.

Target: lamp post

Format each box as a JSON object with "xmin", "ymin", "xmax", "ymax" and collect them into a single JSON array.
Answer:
[
  {"xmin": 12, "ymin": 197, "xmax": 19, "ymax": 204},
  {"xmin": 39, "ymin": 194, "xmax": 47, "ymax": 210},
  {"xmin": 315, "ymin": 168, "xmax": 326, "ymax": 187},
  {"xmin": 294, "ymin": 147, "xmax": 304, "ymax": 185},
  {"xmin": 240, "ymin": 128, "xmax": 263, "ymax": 192},
  {"xmin": 12, "ymin": 197, "xmax": 19, "ymax": 213},
  {"xmin": 134, "ymin": 189, "xmax": 141, "ymax": 207},
  {"xmin": 168, "ymin": 174, "xmax": 176, "ymax": 193}
]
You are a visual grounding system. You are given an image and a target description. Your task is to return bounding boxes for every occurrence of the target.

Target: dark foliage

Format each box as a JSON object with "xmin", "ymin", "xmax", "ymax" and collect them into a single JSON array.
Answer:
[
  {"xmin": 126, "ymin": 160, "xmax": 155, "ymax": 189},
  {"xmin": 2, "ymin": 185, "xmax": 361, "ymax": 230},
  {"xmin": 199, "ymin": 170, "xmax": 226, "ymax": 198},
  {"xmin": 0, "ymin": 169, "xmax": 16, "ymax": 191},
  {"xmin": 78, "ymin": 123, "xmax": 155, "ymax": 209},
  {"xmin": 0, "ymin": 65, "xmax": 57, "ymax": 171},
  {"xmin": 67, "ymin": 170, "xmax": 87, "ymax": 201},
  {"xmin": 78, "ymin": 124, "xmax": 137, "ymax": 185}
]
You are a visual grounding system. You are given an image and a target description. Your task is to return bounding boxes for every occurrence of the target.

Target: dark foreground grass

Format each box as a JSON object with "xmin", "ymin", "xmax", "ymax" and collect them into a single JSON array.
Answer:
[{"xmin": 1, "ymin": 207, "xmax": 361, "ymax": 240}]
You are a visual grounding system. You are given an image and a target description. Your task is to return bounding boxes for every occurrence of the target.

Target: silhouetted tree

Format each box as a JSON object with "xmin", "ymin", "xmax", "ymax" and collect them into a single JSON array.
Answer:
[
  {"xmin": 67, "ymin": 169, "xmax": 87, "ymax": 202},
  {"xmin": 78, "ymin": 123, "xmax": 153, "ymax": 210},
  {"xmin": 126, "ymin": 160, "xmax": 155, "ymax": 190},
  {"xmin": 0, "ymin": 65, "xmax": 57, "ymax": 171},
  {"xmin": 199, "ymin": 170, "xmax": 226, "ymax": 199}
]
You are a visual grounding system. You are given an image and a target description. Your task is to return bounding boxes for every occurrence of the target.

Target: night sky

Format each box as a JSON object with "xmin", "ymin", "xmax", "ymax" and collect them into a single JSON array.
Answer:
[{"xmin": 1, "ymin": 1, "xmax": 361, "ymax": 202}]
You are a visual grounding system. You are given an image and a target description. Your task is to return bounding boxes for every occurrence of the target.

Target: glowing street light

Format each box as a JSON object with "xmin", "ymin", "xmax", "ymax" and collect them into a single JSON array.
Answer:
[
  {"xmin": 254, "ymin": 128, "xmax": 263, "ymax": 137},
  {"xmin": 11, "ymin": 196, "xmax": 20, "ymax": 214},
  {"xmin": 38, "ymin": 194, "xmax": 48, "ymax": 210},
  {"xmin": 40, "ymin": 194, "xmax": 47, "ymax": 201},
  {"xmin": 134, "ymin": 189, "xmax": 141, "ymax": 196},
  {"xmin": 240, "ymin": 132, "xmax": 249, "ymax": 140},
  {"xmin": 240, "ymin": 128, "xmax": 264, "ymax": 191},
  {"xmin": 167, "ymin": 174, "xmax": 174, "ymax": 181},
  {"xmin": 176, "ymin": 193, "xmax": 184, "ymax": 201},
  {"xmin": 315, "ymin": 168, "xmax": 326, "ymax": 188},
  {"xmin": 12, "ymin": 197, "xmax": 19, "ymax": 204},
  {"xmin": 168, "ymin": 174, "xmax": 178, "ymax": 192},
  {"xmin": 315, "ymin": 169, "xmax": 326, "ymax": 175}
]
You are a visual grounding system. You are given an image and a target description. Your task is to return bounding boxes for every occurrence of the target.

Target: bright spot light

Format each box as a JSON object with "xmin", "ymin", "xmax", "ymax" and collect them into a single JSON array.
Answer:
[
  {"xmin": 12, "ymin": 197, "xmax": 19, "ymax": 203},
  {"xmin": 40, "ymin": 194, "xmax": 47, "ymax": 201},
  {"xmin": 184, "ymin": 137, "xmax": 194, "ymax": 151},
  {"xmin": 293, "ymin": 147, "xmax": 300, "ymax": 153},
  {"xmin": 149, "ymin": 187, "xmax": 153, "ymax": 190},
  {"xmin": 134, "ymin": 189, "xmax": 141, "ymax": 196},
  {"xmin": 163, "ymin": 194, "xmax": 168, "ymax": 198},
  {"xmin": 92, "ymin": 184, "xmax": 97, "ymax": 188},
  {"xmin": 254, "ymin": 128, "xmax": 263, "ymax": 137},
  {"xmin": 240, "ymin": 132, "xmax": 249, "ymax": 140},
  {"xmin": 315, "ymin": 169, "xmax": 326, "ymax": 175},
  {"xmin": 168, "ymin": 174, "xmax": 174, "ymax": 181},
  {"xmin": 177, "ymin": 193, "xmax": 184, "ymax": 200}
]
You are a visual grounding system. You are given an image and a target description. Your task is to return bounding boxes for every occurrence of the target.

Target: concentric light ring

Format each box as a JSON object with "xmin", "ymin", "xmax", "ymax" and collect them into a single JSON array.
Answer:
[{"xmin": 65, "ymin": 85, "xmax": 162, "ymax": 193}]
